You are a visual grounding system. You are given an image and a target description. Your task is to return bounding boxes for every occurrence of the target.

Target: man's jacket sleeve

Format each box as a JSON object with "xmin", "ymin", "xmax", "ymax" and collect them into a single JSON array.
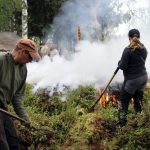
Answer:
[{"xmin": 12, "ymin": 70, "xmax": 28, "ymax": 120}]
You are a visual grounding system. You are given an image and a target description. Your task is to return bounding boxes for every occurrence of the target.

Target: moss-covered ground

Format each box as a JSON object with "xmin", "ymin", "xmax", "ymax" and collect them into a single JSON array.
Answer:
[{"xmin": 9, "ymin": 84, "xmax": 150, "ymax": 150}]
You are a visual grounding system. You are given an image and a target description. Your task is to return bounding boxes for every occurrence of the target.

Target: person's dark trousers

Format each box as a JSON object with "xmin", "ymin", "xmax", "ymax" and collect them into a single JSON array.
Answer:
[
  {"xmin": 133, "ymin": 90, "xmax": 143, "ymax": 113},
  {"xmin": 0, "ymin": 112, "xmax": 20, "ymax": 150},
  {"xmin": 117, "ymin": 89, "xmax": 133, "ymax": 127}
]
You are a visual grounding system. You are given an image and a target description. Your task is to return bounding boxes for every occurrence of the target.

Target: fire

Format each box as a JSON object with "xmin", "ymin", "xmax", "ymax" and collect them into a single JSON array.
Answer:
[{"xmin": 96, "ymin": 88, "xmax": 120, "ymax": 108}]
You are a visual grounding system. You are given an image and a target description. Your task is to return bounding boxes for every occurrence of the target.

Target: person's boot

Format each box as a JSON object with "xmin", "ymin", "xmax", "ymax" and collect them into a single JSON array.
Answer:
[{"xmin": 116, "ymin": 110, "xmax": 127, "ymax": 129}]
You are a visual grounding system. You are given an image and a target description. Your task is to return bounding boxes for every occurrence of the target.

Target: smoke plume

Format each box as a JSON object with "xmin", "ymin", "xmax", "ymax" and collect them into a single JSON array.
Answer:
[{"xmin": 27, "ymin": 0, "xmax": 150, "ymax": 93}]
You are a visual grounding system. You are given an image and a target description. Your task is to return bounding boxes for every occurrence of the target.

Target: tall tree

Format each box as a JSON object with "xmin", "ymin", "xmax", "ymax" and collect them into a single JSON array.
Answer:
[{"xmin": 22, "ymin": 0, "xmax": 28, "ymax": 38}]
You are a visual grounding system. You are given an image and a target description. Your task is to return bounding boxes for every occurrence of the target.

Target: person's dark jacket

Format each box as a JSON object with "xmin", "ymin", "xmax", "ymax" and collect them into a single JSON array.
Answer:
[{"xmin": 118, "ymin": 46, "xmax": 148, "ymax": 80}]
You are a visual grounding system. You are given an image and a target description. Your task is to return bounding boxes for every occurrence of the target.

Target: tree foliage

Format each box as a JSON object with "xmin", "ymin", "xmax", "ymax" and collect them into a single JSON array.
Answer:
[
  {"xmin": 27, "ymin": 0, "xmax": 67, "ymax": 39},
  {"xmin": 0, "ymin": 0, "xmax": 67, "ymax": 39},
  {"xmin": 0, "ymin": 0, "xmax": 21, "ymax": 32}
]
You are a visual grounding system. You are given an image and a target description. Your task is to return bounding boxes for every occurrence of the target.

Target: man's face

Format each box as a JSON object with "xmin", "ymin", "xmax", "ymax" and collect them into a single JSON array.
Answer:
[{"xmin": 17, "ymin": 49, "xmax": 32, "ymax": 64}]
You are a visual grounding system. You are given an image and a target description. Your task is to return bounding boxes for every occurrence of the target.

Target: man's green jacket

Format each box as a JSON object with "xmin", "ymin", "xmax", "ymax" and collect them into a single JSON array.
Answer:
[{"xmin": 0, "ymin": 53, "xmax": 28, "ymax": 119}]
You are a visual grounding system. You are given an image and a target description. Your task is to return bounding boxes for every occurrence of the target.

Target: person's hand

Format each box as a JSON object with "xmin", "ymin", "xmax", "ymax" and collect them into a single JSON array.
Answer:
[
  {"xmin": 22, "ymin": 116, "xmax": 32, "ymax": 127},
  {"xmin": 118, "ymin": 60, "xmax": 121, "ymax": 67},
  {"xmin": 22, "ymin": 115, "xmax": 30, "ymax": 122}
]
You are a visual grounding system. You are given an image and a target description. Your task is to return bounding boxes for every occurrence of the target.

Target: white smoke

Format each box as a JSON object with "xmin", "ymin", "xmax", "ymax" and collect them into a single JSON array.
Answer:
[
  {"xmin": 52, "ymin": 0, "xmax": 149, "ymax": 47},
  {"xmin": 26, "ymin": 37, "xmax": 124, "ymax": 92},
  {"xmin": 53, "ymin": 0, "xmax": 123, "ymax": 47},
  {"xmin": 27, "ymin": 0, "xmax": 150, "ymax": 93}
]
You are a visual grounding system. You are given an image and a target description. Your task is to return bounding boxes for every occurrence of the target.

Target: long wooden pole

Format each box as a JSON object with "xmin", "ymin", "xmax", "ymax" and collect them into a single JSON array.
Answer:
[
  {"xmin": 77, "ymin": 26, "xmax": 81, "ymax": 43},
  {"xmin": 0, "ymin": 108, "xmax": 55, "ymax": 137},
  {"xmin": 89, "ymin": 67, "xmax": 119, "ymax": 112},
  {"xmin": 0, "ymin": 108, "xmax": 29, "ymax": 124}
]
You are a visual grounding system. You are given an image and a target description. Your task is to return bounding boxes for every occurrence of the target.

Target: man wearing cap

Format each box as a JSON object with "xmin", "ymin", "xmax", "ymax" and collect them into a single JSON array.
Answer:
[
  {"xmin": 0, "ymin": 38, "xmax": 40, "ymax": 149},
  {"xmin": 116, "ymin": 29, "xmax": 148, "ymax": 128}
]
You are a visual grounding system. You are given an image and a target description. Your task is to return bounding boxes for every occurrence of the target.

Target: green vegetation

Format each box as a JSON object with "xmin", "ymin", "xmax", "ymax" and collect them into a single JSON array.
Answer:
[
  {"xmin": 10, "ymin": 84, "xmax": 150, "ymax": 149},
  {"xmin": 0, "ymin": 0, "xmax": 21, "ymax": 31},
  {"xmin": 28, "ymin": 0, "xmax": 68, "ymax": 39},
  {"xmin": 0, "ymin": 0, "xmax": 68, "ymax": 39}
]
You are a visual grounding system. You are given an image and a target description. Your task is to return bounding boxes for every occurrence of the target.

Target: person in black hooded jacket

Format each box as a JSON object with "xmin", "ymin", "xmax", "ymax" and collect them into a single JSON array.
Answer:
[{"xmin": 116, "ymin": 29, "xmax": 148, "ymax": 128}]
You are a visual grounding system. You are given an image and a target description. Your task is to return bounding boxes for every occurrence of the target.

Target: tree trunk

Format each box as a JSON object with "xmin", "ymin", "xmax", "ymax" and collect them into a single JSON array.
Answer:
[{"xmin": 22, "ymin": 0, "xmax": 28, "ymax": 38}]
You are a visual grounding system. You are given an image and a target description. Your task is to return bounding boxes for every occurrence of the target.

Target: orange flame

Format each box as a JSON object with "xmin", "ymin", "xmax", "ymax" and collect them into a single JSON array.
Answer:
[{"xmin": 96, "ymin": 88, "xmax": 119, "ymax": 108}]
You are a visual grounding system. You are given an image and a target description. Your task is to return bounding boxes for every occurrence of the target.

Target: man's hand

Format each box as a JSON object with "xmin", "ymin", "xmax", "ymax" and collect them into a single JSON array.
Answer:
[{"xmin": 22, "ymin": 115, "xmax": 32, "ymax": 127}]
